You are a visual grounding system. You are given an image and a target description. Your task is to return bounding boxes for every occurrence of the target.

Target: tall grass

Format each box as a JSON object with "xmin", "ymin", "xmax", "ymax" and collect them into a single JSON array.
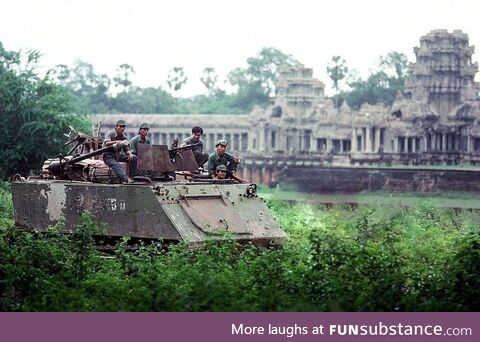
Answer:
[{"xmin": 0, "ymin": 184, "xmax": 479, "ymax": 311}]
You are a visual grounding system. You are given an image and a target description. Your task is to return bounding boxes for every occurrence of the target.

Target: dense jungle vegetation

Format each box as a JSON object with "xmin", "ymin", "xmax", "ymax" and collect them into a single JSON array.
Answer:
[{"xmin": 1, "ymin": 183, "xmax": 479, "ymax": 311}]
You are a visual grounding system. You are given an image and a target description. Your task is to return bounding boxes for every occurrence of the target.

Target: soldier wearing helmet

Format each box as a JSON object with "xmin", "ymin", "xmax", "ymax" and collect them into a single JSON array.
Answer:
[
  {"xmin": 207, "ymin": 139, "xmax": 241, "ymax": 179},
  {"xmin": 179, "ymin": 126, "xmax": 209, "ymax": 168},
  {"xmin": 214, "ymin": 164, "xmax": 228, "ymax": 180},
  {"xmin": 130, "ymin": 122, "xmax": 151, "ymax": 156},
  {"xmin": 102, "ymin": 119, "xmax": 137, "ymax": 184}
]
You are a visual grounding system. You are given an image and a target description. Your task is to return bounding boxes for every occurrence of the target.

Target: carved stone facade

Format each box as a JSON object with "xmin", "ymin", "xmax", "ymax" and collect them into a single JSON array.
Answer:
[
  {"xmin": 247, "ymin": 29, "xmax": 480, "ymax": 166},
  {"xmin": 95, "ymin": 30, "xmax": 480, "ymax": 184}
]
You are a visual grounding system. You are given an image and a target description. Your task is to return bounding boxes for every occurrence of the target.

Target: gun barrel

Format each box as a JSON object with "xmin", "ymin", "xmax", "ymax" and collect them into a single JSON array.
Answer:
[
  {"xmin": 67, "ymin": 144, "xmax": 115, "ymax": 164},
  {"xmin": 47, "ymin": 143, "xmax": 124, "ymax": 177},
  {"xmin": 169, "ymin": 142, "xmax": 200, "ymax": 154}
]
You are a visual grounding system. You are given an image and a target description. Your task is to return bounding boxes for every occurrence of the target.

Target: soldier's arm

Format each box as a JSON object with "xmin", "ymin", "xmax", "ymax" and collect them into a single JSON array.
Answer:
[
  {"xmin": 227, "ymin": 153, "xmax": 239, "ymax": 171},
  {"xmin": 130, "ymin": 137, "xmax": 138, "ymax": 155},
  {"xmin": 207, "ymin": 154, "xmax": 216, "ymax": 177},
  {"xmin": 102, "ymin": 131, "xmax": 115, "ymax": 147}
]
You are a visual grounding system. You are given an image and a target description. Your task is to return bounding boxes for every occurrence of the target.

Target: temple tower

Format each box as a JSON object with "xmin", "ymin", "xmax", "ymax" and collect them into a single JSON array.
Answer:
[{"xmin": 405, "ymin": 29, "xmax": 480, "ymax": 117}]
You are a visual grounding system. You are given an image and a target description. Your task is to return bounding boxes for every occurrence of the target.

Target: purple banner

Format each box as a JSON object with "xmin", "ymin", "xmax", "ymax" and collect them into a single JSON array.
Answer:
[{"xmin": 0, "ymin": 312, "xmax": 477, "ymax": 342}]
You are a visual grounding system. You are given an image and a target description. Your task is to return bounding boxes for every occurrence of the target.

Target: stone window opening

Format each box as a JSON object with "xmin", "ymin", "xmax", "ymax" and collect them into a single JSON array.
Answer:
[
  {"xmin": 399, "ymin": 137, "xmax": 406, "ymax": 153},
  {"xmin": 392, "ymin": 110, "xmax": 403, "ymax": 119},
  {"xmin": 332, "ymin": 140, "xmax": 341, "ymax": 154},
  {"xmin": 473, "ymin": 138, "xmax": 480, "ymax": 152},
  {"xmin": 317, "ymin": 138, "xmax": 326, "ymax": 151}
]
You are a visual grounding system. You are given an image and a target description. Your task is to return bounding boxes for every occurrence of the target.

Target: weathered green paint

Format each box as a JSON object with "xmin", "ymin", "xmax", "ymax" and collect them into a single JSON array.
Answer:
[{"xmin": 11, "ymin": 180, "xmax": 286, "ymax": 247}]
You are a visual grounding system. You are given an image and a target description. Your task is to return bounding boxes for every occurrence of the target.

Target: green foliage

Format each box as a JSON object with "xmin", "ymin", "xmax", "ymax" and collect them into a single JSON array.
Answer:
[
  {"xmin": 113, "ymin": 64, "xmax": 135, "ymax": 91},
  {"xmin": 340, "ymin": 51, "xmax": 409, "ymax": 109},
  {"xmin": 1, "ymin": 182, "xmax": 478, "ymax": 311},
  {"xmin": 327, "ymin": 55, "xmax": 348, "ymax": 104},
  {"xmin": 0, "ymin": 42, "xmax": 91, "ymax": 179},
  {"xmin": 167, "ymin": 67, "xmax": 188, "ymax": 92},
  {"xmin": 200, "ymin": 67, "xmax": 219, "ymax": 96}
]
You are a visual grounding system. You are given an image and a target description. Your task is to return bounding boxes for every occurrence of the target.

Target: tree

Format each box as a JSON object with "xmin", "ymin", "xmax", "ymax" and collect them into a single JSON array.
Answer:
[
  {"xmin": 0, "ymin": 42, "xmax": 91, "ymax": 179},
  {"xmin": 167, "ymin": 67, "xmax": 188, "ymax": 92},
  {"xmin": 200, "ymin": 67, "xmax": 219, "ymax": 95},
  {"xmin": 327, "ymin": 55, "xmax": 348, "ymax": 109},
  {"xmin": 68, "ymin": 61, "xmax": 99, "ymax": 96},
  {"xmin": 113, "ymin": 63, "xmax": 135, "ymax": 91},
  {"xmin": 52, "ymin": 64, "xmax": 71, "ymax": 86},
  {"xmin": 245, "ymin": 47, "xmax": 298, "ymax": 97},
  {"xmin": 225, "ymin": 47, "xmax": 299, "ymax": 111},
  {"xmin": 341, "ymin": 51, "xmax": 409, "ymax": 109}
]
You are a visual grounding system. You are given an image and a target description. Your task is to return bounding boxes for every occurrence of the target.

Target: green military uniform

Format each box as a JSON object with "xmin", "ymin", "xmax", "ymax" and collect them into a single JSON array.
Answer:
[
  {"xmin": 130, "ymin": 135, "xmax": 151, "ymax": 155},
  {"xmin": 103, "ymin": 130, "xmax": 131, "ymax": 154},
  {"xmin": 102, "ymin": 120, "xmax": 137, "ymax": 183},
  {"xmin": 180, "ymin": 136, "xmax": 208, "ymax": 167},
  {"xmin": 208, "ymin": 152, "xmax": 238, "ymax": 178},
  {"xmin": 180, "ymin": 136, "xmax": 204, "ymax": 153}
]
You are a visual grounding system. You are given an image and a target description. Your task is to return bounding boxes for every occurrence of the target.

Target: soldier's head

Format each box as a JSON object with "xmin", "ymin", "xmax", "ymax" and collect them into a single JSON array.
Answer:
[
  {"xmin": 115, "ymin": 119, "xmax": 126, "ymax": 134},
  {"xmin": 215, "ymin": 164, "xmax": 227, "ymax": 179},
  {"xmin": 138, "ymin": 123, "xmax": 149, "ymax": 137},
  {"xmin": 215, "ymin": 139, "xmax": 228, "ymax": 155},
  {"xmin": 191, "ymin": 126, "xmax": 203, "ymax": 142}
]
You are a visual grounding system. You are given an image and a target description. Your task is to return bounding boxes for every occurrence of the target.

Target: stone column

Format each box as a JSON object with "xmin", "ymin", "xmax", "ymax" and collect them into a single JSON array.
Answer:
[
  {"xmin": 248, "ymin": 132, "xmax": 256, "ymax": 151},
  {"xmin": 238, "ymin": 134, "xmax": 243, "ymax": 152},
  {"xmin": 340, "ymin": 140, "xmax": 344, "ymax": 154},
  {"xmin": 424, "ymin": 136, "xmax": 428, "ymax": 152},
  {"xmin": 393, "ymin": 137, "xmax": 398, "ymax": 153},
  {"xmin": 258, "ymin": 126, "xmax": 265, "ymax": 152},
  {"xmin": 310, "ymin": 133, "xmax": 316, "ymax": 152},
  {"xmin": 366, "ymin": 127, "xmax": 372, "ymax": 153},
  {"xmin": 467, "ymin": 135, "xmax": 471, "ymax": 152},
  {"xmin": 375, "ymin": 128, "xmax": 381, "ymax": 153},
  {"xmin": 442, "ymin": 133, "xmax": 447, "ymax": 152},
  {"xmin": 281, "ymin": 132, "xmax": 287, "ymax": 152},
  {"xmin": 412, "ymin": 137, "xmax": 416, "ymax": 153},
  {"xmin": 352, "ymin": 128, "xmax": 358, "ymax": 153}
]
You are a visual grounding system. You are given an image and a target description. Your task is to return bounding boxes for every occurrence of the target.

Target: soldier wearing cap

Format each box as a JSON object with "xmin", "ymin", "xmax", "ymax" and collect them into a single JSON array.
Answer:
[
  {"xmin": 102, "ymin": 119, "xmax": 137, "ymax": 184},
  {"xmin": 207, "ymin": 139, "xmax": 240, "ymax": 179},
  {"xmin": 213, "ymin": 164, "xmax": 227, "ymax": 180},
  {"xmin": 180, "ymin": 126, "xmax": 209, "ymax": 167},
  {"xmin": 130, "ymin": 122, "xmax": 151, "ymax": 156}
]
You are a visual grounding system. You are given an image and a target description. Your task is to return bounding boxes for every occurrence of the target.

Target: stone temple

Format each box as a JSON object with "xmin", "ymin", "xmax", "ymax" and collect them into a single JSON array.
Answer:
[{"xmin": 96, "ymin": 30, "xmax": 480, "ymax": 184}]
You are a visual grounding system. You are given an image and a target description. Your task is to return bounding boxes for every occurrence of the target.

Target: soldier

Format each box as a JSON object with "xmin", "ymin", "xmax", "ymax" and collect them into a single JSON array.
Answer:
[
  {"xmin": 208, "ymin": 139, "xmax": 241, "ymax": 180},
  {"xmin": 130, "ymin": 122, "xmax": 151, "ymax": 155},
  {"xmin": 180, "ymin": 126, "xmax": 209, "ymax": 167},
  {"xmin": 213, "ymin": 164, "xmax": 227, "ymax": 180},
  {"xmin": 102, "ymin": 119, "xmax": 137, "ymax": 184}
]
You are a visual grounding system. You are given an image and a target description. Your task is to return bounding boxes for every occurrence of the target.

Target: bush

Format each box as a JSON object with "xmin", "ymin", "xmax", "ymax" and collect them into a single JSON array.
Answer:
[{"xmin": 0, "ymin": 188, "xmax": 479, "ymax": 311}]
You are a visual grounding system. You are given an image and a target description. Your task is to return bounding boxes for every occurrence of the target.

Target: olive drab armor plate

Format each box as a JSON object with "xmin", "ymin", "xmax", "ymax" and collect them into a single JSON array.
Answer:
[{"xmin": 11, "ymin": 180, "xmax": 287, "ymax": 247}]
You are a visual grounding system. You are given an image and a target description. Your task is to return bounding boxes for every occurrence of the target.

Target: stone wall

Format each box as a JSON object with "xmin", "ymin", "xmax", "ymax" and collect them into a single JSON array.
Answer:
[{"xmin": 279, "ymin": 167, "xmax": 480, "ymax": 193}]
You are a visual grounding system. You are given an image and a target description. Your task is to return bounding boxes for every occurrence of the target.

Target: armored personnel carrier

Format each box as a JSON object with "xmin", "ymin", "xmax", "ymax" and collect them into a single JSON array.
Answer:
[{"xmin": 10, "ymin": 131, "xmax": 286, "ymax": 247}]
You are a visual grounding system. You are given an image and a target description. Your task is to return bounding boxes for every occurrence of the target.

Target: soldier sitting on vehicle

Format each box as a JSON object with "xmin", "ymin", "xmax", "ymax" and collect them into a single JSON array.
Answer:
[
  {"xmin": 208, "ymin": 139, "xmax": 245, "ymax": 182},
  {"xmin": 180, "ymin": 126, "xmax": 209, "ymax": 168},
  {"xmin": 130, "ymin": 122, "xmax": 151, "ymax": 155},
  {"xmin": 102, "ymin": 119, "xmax": 137, "ymax": 184},
  {"xmin": 213, "ymin": 164, "xmax": 227, "ymax": 180}
]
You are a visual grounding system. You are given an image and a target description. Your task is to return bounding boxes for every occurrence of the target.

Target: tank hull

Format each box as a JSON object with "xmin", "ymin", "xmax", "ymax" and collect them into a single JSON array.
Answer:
[{"xmin": 11, "ymin": 180, "xmax": 286, "ymax": 247}]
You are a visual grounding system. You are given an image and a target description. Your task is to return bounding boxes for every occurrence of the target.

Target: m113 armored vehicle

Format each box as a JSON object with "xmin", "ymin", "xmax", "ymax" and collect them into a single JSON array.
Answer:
[{"xmin": 10, "ymin": 131, "xmax": 286, "ymax": 247}]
